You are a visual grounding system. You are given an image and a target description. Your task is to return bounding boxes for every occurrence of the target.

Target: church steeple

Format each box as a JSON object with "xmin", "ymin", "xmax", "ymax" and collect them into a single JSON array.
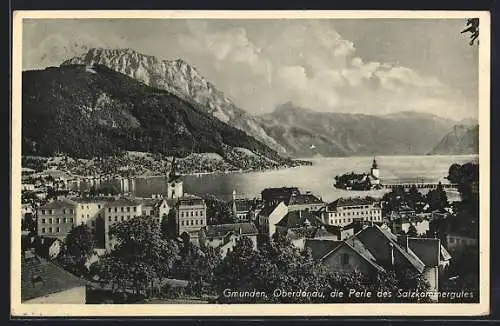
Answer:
[
  {"xmin": 372, "ymin": 157, "xmax": 378, "ymax": 169},
  {"xmin": 168, "ymin": 157, "xmax": 179, "ymax": 182}
]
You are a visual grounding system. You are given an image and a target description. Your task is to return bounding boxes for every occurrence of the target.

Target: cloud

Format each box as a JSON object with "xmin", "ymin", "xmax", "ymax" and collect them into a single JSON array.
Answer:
[{"xmin": 173, "ymin": 20, "xmax": 471, "ymax": 118}]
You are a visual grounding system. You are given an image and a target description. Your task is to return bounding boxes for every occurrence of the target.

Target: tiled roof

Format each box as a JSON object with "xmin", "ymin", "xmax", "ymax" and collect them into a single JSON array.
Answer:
[
  {"xmin": 304, "ymin": 239, "xmax": 341, "ymax": 260},
  {"xmin": 288, "ymin": 193, "xmax": 324, "ymax": 205},
  {"xmin": 21, "ymin": 253, "xmax": 87, "ymax": 302},
  {"xmin": 204, "ymin": 222, "xmax": 258, "ymax": 238},
  {"xmin": 326, "ymin": 197, "xmax": 378, "ymax": 210},
  {"xmin": 177, "ymin": 196, "xmax": 205, "ymax": 207},
  {"xmin": 258, "ymin": 204, "xmax": 280, "ymax": 217},
  {"xmin": 407, "ymin": 238, "xmax": 441, "ymax": 267},
  {"xmin": 275, "ymin": 210, "xmax": 323, "ymax": 228},
  {"xmin": 232, "ymin": 199, "xmax": 253, "ymax": 212},
  {"xmin": 343, "ymin": 237, "xmax": 386, "ymax": 273},
  {"xmin": 39, "ymin": 198, "xmax": 77, "ymax": 210},
  {"xmin": 105, "ymin": 197, "xmax": 142, "ymax": 207}
]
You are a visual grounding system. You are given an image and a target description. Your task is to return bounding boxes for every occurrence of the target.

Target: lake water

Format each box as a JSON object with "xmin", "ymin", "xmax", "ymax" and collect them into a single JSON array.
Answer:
[{"xmin": 133, "ymin": 155, "xmax": 478, "ymax": 202}]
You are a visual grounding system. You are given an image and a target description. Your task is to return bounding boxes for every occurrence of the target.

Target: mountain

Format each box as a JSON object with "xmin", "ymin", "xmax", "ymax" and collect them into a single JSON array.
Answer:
[
  {"xmin": 21, "ymin": 64, "xmax": 292, "ymax": 170},
  {"xmin": 257, "ymin": 102, "xmax": 457, "ymax": 157},
  {"xmin": 430, "ymin": 124, "xmax": 479, "ymax": 155},
  {"xmin": 61, "ymin": 48, "xmax": 286, "ymax": 154}
]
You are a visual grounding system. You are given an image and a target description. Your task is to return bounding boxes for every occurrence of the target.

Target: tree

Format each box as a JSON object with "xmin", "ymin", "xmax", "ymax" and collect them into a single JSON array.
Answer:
[
  {"xmin": 425, "ymin": 182, "xmax": 448, "ymax": 211},
  {"xmin": 462, "ymin": 18, "xmax": 479, "ymax": 46},
  {"xmin": 406, "ymin": 185, "xmax": 424, "ymax": 212},
  {"xmin": 204, "ymin": 195, "xmax": 234, "ymax": 225},
  {"xmin": 95, "ymin": 216, "xmax": 180, "ymax": 298},
  {"xmin": 64, "ymin": 224, "xmax": 95, "ymax": 267},
  {"xmin": 407, "ymin": 224, "xmax": 418, "ymax": 237},
  {"xmin": 162, "ymin": 207, "xmax": 177, "ymax": 239}
]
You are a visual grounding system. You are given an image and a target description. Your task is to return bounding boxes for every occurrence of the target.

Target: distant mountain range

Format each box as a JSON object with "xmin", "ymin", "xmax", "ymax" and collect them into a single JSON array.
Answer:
[
  {"xmin": 22, "ymin": 47, "xmax": 478, "ymax": 159},
  {"xmin": 62, "ymin": 48, "xmax": 286, "ymax": 154},
  {"xmin": 430, "ymin": 124, "xmax": 479, "ymax": 155},
  {"xmin": 21, "ymin": 64, "xmax": 292, "ymax": 170},
  {"xmin": 257, "ymin": 102, "xmax": 476, "ymax": 157}
]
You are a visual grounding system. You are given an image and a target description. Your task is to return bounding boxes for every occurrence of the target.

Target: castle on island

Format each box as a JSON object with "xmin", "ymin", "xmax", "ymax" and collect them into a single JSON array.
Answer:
[{"xmin": 334, "ymin": 157, "xmax": 381, "ymax": 190}]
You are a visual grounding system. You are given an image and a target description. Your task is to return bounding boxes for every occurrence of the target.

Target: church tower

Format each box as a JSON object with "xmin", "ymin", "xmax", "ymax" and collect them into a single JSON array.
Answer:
[
  {"xmin": 371, "ymin": 157, "xmax": 380, "ymax": 181},
  {"xmin": 166, "ymin": 157, "xmax": 183, "ymax": 199}
]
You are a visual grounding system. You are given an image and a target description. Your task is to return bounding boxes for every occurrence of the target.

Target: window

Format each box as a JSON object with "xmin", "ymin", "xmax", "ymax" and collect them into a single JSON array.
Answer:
[
  {"xmin": 41, "ymin": 218, "xmax": 46, "ymax": 224},
  {"xmin": 200, "ymin": 219, "xmax": 203, "ymax": 225},
  {"xmin": 181, "ymin": 212, "xmax": 185, "ymax": 217},
  {"xmin": 108, "ymin": 217, "xmax": 112, "ymax": 222},
  {"xmin": 181, "ymin": 221, "xmax": 184, "ymax": 226},
  {"xmin": 69, "ymin": 218, "xmax": 73, "ymax": 223},
  {"xmin": 127, "ymin": 207, "xmax": 130, "ymax": 212},
  {"xmin": 91, "ymin": 221, "xmax": 95, "ymax": 226},
  {"xmin": 63, "ymin": 209, "xmax": 66, "ymax": 214},
  {"xmin": 340, "ymin": 253, "xmax": 349, "ymax": 265},
  {"xmin": 98, "ymin": 205, "xmax": 101, "ymax": 209},
  {"xmin": 114, "ymin": 217, "xmax": 118, "ymax": 222},
  {"xmin": 114, "ymin": 207, "xmax": 118, "ymax": 212},
  {"xmin": 195, "ymin": 211, "xmax": 198, "ymax": 216},
  {"xmin": 41, "ymin": 209, "xmax": 45, "ymax": 215},
  {"xmin": 56, "ymin": 227, "xmax": 60, "ymax": 233},
  {"xmin": 56, "ymin": 218, "xmax": 60, "ymax": 223},
  {"xmin": 121, "ymin": 216, "xmax": 124, "ymax": 221},
  {"xmin": 42, "ymin": 227, "xmax": 46, "ymax": 233},
  {"xmin": 87, "ymin": 214, "xmax": 89, "ymax": 219},
  {"xmin": 63, "ymin": 218, "xmax": 66, "ymax": 223},
  {"xmin": 48, "ymin": 218, "xmax": 53, "ymax": 224},
  {"xmin": 190, "ymin": 211, "xmax": 193, "ymax": 217},
  {"xmin": 200, "ymin": 211, "xmax": 204, "ymax": 217},
  {"xmin": 49, "ymin": 210, "xmax": 53, "ymax": 214},
  {"xmin": 86, "ymin": 205, "xmax": 89, "ymax": 210},
  {"xmin": 121, "ymin": 207, "xmax": 124, "ymax": 212},
  {"xmin": 48, "ymin": 227, "xmax": 53, "ymax": 233},
  {"xmin": 133, "ymin": 207, "xmax": 137, "ymax": 212},
  {"xmin": 127, "ymin": 215, "xmax": 130, "ymax": 220},
  {"xmin": 195, "ymin": 220, "xmax": 198, "ymax": 225},
  {"xmin": 108, "ymin": 208, "xmax": 112, "ymax": 213},
  {"xmin": 190, "ymin": 220, "xmax": 194, "ymax": 225}
]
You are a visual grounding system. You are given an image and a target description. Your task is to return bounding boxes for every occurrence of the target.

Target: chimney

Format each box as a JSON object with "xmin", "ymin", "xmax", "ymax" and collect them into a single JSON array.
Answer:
[
  {"xmin": 397, "ymin": 235, "xmax": 409, "ymax": 251},
  {"xmin": 238, "ymin": 227, "xmax": 242, "ymax": 235}
]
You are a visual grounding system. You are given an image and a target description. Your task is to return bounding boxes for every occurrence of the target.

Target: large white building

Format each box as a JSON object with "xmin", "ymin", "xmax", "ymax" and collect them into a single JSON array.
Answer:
[{"xmin": 320, "ymin": 197, "xmax": 383, "ymax": 227}]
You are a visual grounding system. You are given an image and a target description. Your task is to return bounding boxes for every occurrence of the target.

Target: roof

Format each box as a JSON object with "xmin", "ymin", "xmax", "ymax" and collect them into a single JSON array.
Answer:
[
  {"xmin": 440, "ymin": 244, "xmax": 452, "ymax": 261},
  {"xmin": 304, "ymin": 239, "xmax": 341, "ymax": 260},
  {"xmin": 310, "ymin": 226, "xmax": 338, "ymax": 239},
  {"xmin": 327, "ymin": 197, "xmax": 378, "ymax": 211},
  {"xmin": 258, "ymin": 204, "xmax": 280, "ymax": 217},
  {"xmin": 70, "ymin": 197, "xmax": 111, "ymax": 204},
  {"xmin": 261, "ymin": 187, "xmax": 300, "ymax": 204},
  {"xmin": 288, "ymin": 193, "xmax": 324, "ymax": 206},
  {"xmin": 372, "ymin": 225, "xmax": 426, "ymax": 273},
  {"xmin": 275, "ymin": 210, "xmax": 322, "ymax": 228},
  {"xmin": 39, "ymin": 198, "xmax": 77, "ymax": 210},
  {"xmin": 231, "ymin": 199, "xmax": 253, "ymax": 212},
  {"xmin": 177, "ymin": 196, "xmax": 205, "ymax": 207},
  {"xmin": 204, "ymin": 222, "xmax": 258, "ymax": 238},
  {"xmin": 21, "ymin": 253, "xmax": 87, "ymax": 302},
  {"xmin": 105, "ymin": 197, "xmax": 141, "ymax": 207},
  {"xmin": 343, "ymin": 237, "xmax": 386, "ymax": 273},
  {"xmin": 407, "ymin": 238, "xmax": 441, "ymax": 267}
]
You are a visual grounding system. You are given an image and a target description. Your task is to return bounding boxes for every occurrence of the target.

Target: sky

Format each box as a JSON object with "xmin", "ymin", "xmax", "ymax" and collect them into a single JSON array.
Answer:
[{"xmin": 22, "ymin": 18, "xmax": 479, "ymax": 120}]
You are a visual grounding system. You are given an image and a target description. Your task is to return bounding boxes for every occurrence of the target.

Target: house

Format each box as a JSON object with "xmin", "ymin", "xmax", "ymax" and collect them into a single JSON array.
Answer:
[
  {"xmin": 318, "ymin": 225, "xmax": 451, "ymax": 302},
  {"xmin": 229, "ymin": 190, "xmax": 256, "ymax": 221},
  {"xmin": 104, "ymin": 197, "xmax": 142, "ymax": 251},
  {"xmin": 261, "ymin": 187, "xmax": 300, "ymax": 206},
  {"xmin": 304, "ymin": 239, "xmax": 342, "ymax": 260},
  {"xmin": 319, "ymin": 197, "xmax": 383, "ymax": 227},
  {"xmin": 22, "ymin": 183, "xmax": 36, "ymax": 191},
  {"xmin": 21, "ymin": 251, "xmax": 87, "ymax": 303},
  {"xmin": 176, "ymin": 195, "xmax": 207, "ymax": 237},
  {"xmin": 391, "ymin": 216, "xmax": 430, "ymax": 236},
  {"xmin": 37, "ymin": 198, "xmax": 77, "ymax": 240},
  {"xmin": 257, "ymin": 202, "xmax": 288, "ymax": 238},
  {"xmin": 445, "ymin": 232, "xmax": 478, "ymax": 251},
  {"xmin": 34, "ymin": 237, "xmax": 63, "ymax": 260},
  {"xmin": 140, "ymin": 197, "xmax": 172, "ymax": 225},
  {"xmin": 287, "ymin": 191, "xmax": 325, "ymax": 212},
  {"xmin": 21, "ymin": 203, "xmax": 34, "ymax": 217},
  {"xmin": 200, "ymin": 222, "xmax": 259, "ymax": 258}
]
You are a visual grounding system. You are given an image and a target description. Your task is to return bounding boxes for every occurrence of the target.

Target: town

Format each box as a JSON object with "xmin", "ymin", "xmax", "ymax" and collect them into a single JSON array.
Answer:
[{"xmin": 21, "ymin": 157, "xmax": 479, "ymax": 304}]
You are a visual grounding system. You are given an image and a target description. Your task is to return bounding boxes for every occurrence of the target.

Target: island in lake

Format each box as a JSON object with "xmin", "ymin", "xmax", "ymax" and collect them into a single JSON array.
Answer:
[{"xmin": 334, "ymin": 158, "xmax": 382, "ymax": 190}]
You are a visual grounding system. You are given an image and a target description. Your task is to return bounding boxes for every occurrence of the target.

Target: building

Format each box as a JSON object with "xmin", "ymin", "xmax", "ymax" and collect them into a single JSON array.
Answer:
[
  {"xmin": 37, "ymin": 198, "xmax": 77, "ymax": 240},
  {"xmin": 287, "ymin": 191, "xmax": 325, "ymax": 212},
  {"xmin": 320, "ymin": 197, "xmax": 382, "ymax": 227},
  {"xmin": 445, "ymin": 232, "xmax": 478, "ymax": 251},
  {"xmin": 165, "ymin": 157, "xmax": 183, "ymax": 199},
  {"xmin": 176, "ymin": 195, "xmax": 207, "ymax": 237},
  {"xmin": 391, "ymin": 216, "xmax": 430, "ymax": 236},
  {"xmin": 257, "ymin": 202, "xmax": 288, "ymax": 238},
  {"xmin": 103, "ymin": 197, "xmax": 142, "ymax": 251},
  {"xmin": 370, "ymin": 157, "xmax": 380, "ymax": 185},
  {"xmin": 200, "ymin": 222, "xmax": 259, "ymax": 258},
  {"xmin": 261, "ymin": 187, "xmax": 300, "ymax": 206},
  {"xmin": 140, "ymin": 197, "xmax": 172, "ymax": 225},
  {"xmin": 316, "ymin": 225, "xmax": 451, "ymax": 301},
  {"xmin": 22, "ymin": 183, "xmax": 36, "ymax": 191},
  {"xmin": 21, "ymin": 251, "xmax": 87, "ymax": 303},
  {"xmin": 230, "ymin": 190, "xmax": 256, "ymax": 221}
]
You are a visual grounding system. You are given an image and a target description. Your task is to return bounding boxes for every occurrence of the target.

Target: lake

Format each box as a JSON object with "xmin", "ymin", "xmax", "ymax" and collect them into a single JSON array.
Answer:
[{"xmin": 133, "ymin": 154, "xmax": 478, "ymax": 202}]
